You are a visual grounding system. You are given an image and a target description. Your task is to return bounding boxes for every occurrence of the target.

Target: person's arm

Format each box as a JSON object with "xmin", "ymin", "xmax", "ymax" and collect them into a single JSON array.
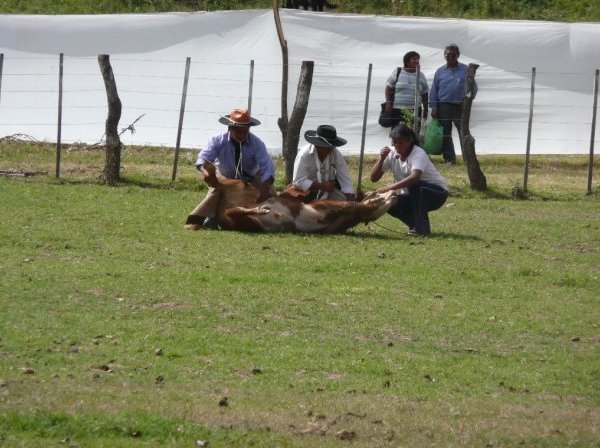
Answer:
[
  {"xmin": 370, "ymin": 146, "xmax": 391, "ymax": 182},
  {"xmin": 430, "ymin": 70, "xmax": 440, "ymax": 118},
  {"xmin": 384, "ymin": 68, "xmax": 398, "ymax": 113},
  {"xmin": 377, "ymin": 169, "xmax": 422, "ymax": 194},
  {"xmin": 196, "ymin": 138, "xmax": 216, "ymax": 167},
  {"xmin": 249, "ymin": 136, "xmax": 275, "ymax": 202},
  {"xmin": 333, "ymin": 149, "xmax": 355, "ymax": 196},
  {"xmin": 256, "ymin": 175, "xmax": 274, "ymax": 203},
  {"xmin": 195, "ymin": 135, "xmax": 220, "ymax": 179},
  {"xmin": 253, "ymin": 137, "xmax": 275, "ymax": 184},
  {"xmin": 385, "ymin": 85, "xmax": 394, "ymax": 113},
  {"xmin": 292, "ymin": 147, "xmax": 315, "ymax": 192}
]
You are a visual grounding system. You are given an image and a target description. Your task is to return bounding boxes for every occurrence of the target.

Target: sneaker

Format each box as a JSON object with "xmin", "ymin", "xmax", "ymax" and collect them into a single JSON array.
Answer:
[
  {"xmin": 407, "ymin": 228, "xmax": 430, "ymax": 237},
  {"xmin": 203, "ymin": 217, "xmax": 219, "ymax": 229}
]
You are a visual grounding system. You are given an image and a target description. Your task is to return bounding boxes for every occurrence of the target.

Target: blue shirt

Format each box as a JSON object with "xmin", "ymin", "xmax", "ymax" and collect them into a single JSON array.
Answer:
[
  {"xmin": 195, "ymin": 131, "xmax": 275, "ymax": 183},
  {"xmin": 429, "ymin": 62, "xmax": 478, "ymax": 111}
]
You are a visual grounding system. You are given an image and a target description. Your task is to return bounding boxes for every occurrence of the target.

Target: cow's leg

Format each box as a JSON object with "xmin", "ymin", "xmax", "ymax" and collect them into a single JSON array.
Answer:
[{"xmin": 220, "ymin": 206, "xmax": 269, "ymax": 232}]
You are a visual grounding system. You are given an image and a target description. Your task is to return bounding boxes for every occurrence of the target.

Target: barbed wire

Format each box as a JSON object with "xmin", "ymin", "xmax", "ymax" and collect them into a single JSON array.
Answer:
[{"xmin": 0, "ymin": 55, "xmax": 597, "ymax": 149}]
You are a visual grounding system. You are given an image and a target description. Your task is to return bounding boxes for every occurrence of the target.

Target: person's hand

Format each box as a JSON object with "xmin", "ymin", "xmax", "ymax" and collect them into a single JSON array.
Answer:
[
  {"xmin": 256, "ymin": 185, "xmax": 272, "ymax": 203},
  {"xmin": 431, "ymin": 110, "xmax": 439, "ymax": 119},
  {"xmin": 201, "ymin": 167, "xmax": 218, "ymax": 187},
  {"xmin": 319, "ymin": 181, "xmax": 336, "ymax": 193},
  {"xmin": 311, "ymin": 181, "xmax": 336, "ymax": 193},
  {"xmin": 376, "ymin": 186, "xmax": 390, "ymax": 194},
  {"xmin": 379, "ymin": 146, "xmax": 391, "ymax": 159}
]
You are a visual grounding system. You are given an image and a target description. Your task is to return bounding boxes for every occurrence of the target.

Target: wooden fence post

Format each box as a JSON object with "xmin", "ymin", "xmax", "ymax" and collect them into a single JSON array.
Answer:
[
  {"xmin": 413, "ymin": 64, "xmax": 420, "ymax": 132},
  {"xmin": 248, "ymin": 59, "xmax": 254, "ymax": 114},
  {"xmin": 171, "ymin": 57, "xmax": 191, "ymax": 182},
  {"xmin": 587, "ymin": 69, "xmax": 599, "ymax": 194},
  {"xmin": 357, "ymin": 63, "xmax": 372, "ymax": 195},
  {"xmin": 0, "ymin": 54, "xmax": 4, "ymax": 110},
  {"xmin": 523, "ymin": 67, "xmax": 536, "ymax": 193},
  {"xmin": 56, "ymin": 53, "xmax": 63, "ymax": 178}
]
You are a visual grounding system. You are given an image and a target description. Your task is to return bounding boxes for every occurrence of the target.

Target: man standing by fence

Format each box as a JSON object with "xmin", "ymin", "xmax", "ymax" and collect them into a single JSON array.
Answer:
[{"xmin": 429, "ymin": 43, "xmax": 477, "ymax": 165}]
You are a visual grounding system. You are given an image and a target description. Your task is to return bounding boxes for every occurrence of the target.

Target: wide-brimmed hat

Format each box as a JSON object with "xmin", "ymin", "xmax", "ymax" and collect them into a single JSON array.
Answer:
[
  {"xmin": 218, "ymin": 108, "xmax": 261, "ymax": 127},
  {"xmin": 304, "ymin": 125, "xmax": 347, "ymax": 148}
]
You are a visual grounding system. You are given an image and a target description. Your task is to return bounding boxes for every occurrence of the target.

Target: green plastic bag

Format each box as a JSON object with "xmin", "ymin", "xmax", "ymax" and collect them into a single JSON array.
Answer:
[{"xmin": 423, "ymin": 119, "xmax": 443, "ymax": 155}]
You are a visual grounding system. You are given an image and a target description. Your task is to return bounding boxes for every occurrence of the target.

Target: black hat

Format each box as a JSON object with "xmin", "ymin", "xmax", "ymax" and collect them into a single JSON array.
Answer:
[{"xmin": 304, "ymin": 125, "xmax": 347, "ymax": 148}]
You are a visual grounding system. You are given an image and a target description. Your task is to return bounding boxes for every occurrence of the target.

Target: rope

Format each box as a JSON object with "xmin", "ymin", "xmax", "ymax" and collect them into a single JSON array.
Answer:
[{"xmin": 370, "ymin": 220, "xmax": 405, "ymax": 234}]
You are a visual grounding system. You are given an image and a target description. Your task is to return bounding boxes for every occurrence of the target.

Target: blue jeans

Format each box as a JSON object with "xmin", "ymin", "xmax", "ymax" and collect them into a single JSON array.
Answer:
[{"xmin": 388, "ymin": 181, "xmax": 448, "ymax": 234}]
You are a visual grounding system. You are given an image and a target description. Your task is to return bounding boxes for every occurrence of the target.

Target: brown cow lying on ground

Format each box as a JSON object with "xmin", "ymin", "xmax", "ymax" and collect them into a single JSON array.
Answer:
[{"xmin": 200, "ymin": 162, "xmax": 397, "ymax": 233}]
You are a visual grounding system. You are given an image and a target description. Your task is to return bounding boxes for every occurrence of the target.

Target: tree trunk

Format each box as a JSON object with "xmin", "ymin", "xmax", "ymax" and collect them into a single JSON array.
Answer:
[
  {"xmin": 98, "ymin": 54, "xmax": 122, "ymax": 185},
  {"xmin": 283, "ymin": 61, "xmax": 314, "ymax": 183},
  {"xmin": 460, "ymin": 63, "xmax": 487, "ymax": 191},
  {"xmin": 273, "ymin": 2, "xmax": 313, "ymax": 183},
  {"xmin": 273, "ymin": 1, "xmax": 290, "ymax": 180}
]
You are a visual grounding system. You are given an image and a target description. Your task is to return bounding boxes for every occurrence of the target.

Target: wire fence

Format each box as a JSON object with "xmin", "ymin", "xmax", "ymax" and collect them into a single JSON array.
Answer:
[{"xmin": 0, "ymin": 53, "xmax": 598, "ymax": 191}]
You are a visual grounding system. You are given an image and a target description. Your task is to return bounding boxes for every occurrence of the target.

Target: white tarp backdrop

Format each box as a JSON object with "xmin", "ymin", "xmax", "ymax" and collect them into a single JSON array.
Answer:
[{"xmin": 0, "ymin": 9, "xmax": 598, "ymax": 155}]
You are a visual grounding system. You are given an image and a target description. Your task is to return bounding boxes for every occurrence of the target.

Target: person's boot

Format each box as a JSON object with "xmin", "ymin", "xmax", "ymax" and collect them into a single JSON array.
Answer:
[
  {"xmin": 184, "ymin": 215, "xmax": 205, "ymax": 230},
  {"xmin": 202, "ymin": 217, "xmax": 219, "ymax": 230}
]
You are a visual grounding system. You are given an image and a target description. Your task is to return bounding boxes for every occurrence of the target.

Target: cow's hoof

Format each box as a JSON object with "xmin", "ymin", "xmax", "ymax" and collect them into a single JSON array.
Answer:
[{"xmin": 184, "ymin": 223, "xmax": 202, "ymax": 230}]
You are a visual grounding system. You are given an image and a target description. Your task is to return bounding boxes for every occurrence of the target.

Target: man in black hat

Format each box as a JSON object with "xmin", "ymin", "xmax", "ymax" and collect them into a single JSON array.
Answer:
[
  {"xmin": 185, "ymin": 108, "xmax": 275, "ymax": 230},
  {"xmin": 289, "ymin": 124, "xmax": 355, "ymax": 201}
]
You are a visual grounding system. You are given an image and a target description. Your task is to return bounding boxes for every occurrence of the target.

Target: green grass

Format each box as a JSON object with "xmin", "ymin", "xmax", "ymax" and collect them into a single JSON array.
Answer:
[
  {"xmin": 0, "ymin": 143, "xmax": 599, "ymax": 447},
  {"xmin": 0, "ymin": 0, "xmax": 599, "ymax": 22}
]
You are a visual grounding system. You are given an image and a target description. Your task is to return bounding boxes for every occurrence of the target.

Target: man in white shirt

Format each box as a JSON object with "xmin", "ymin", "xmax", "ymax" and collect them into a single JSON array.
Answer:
[{"xmin": 290, "ymin": 125, "xmax": 355, "ymax": 201}]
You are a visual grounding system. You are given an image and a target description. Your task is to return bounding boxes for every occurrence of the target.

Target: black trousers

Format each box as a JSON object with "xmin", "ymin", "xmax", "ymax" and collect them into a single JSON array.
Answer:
[
  {"xmin": 387, "ymin": 181, "xmax": 448, "ymax": 234},
  {"xmin": 437, "ymin": 102, "xmax": 463, "ymax": 164}
]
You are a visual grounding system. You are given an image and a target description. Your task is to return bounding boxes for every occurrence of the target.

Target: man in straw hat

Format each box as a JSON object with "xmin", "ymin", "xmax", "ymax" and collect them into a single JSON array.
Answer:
[
  {"xmin": 185, "ymin": 108, "xmax": 275, "ymax": 230},
  {"xmin": 286, "ymin": 124, "xmax": 355, "ymax": 201}
]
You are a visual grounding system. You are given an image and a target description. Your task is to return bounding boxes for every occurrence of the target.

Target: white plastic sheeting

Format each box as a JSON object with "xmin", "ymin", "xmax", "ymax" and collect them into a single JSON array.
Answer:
[{"xmin": 0, "ymin": 9, "xmax": 598, "ymax": 155}]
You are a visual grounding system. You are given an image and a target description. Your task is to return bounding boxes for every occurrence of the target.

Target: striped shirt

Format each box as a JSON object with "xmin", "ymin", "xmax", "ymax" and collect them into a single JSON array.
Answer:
[{"xmin": 386, "ymin": 68, "xmax": 429, "ymax": 109}]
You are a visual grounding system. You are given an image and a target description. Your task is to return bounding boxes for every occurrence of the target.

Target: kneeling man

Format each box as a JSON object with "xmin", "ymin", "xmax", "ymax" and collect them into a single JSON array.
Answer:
[
  {"xmin": 290, "ymin": 124, "xmax": 355, "ymax": 201},
  {"xmin": 185, "ymin": 108, "xmax": 275, "ymax": 230}
]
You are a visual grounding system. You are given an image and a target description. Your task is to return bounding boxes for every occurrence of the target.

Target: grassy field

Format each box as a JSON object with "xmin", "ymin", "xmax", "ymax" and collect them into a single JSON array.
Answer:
[{"xmin": 0, "ymin": 143, "xmax": 599, "ymax": 447}]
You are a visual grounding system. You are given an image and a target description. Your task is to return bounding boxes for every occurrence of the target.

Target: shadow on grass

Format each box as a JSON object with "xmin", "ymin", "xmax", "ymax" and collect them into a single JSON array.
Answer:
[
  {"xmin": 45, "ymin": 175, "xmax": 206, "ymax": 192},
  {"xmin": 350, "ymin": 222, "xmax": 483, "ymax": 241},
  {"xmin": 450, "ymin": 185, "xmax": 512, "ymax": 200},
  {"xmin": 427, "ymin": 231, "xmax": 483, "ymax": 241},
  {"xmin": 226, "ymin": 226, "xmax": 483, "ymax": 242}
]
